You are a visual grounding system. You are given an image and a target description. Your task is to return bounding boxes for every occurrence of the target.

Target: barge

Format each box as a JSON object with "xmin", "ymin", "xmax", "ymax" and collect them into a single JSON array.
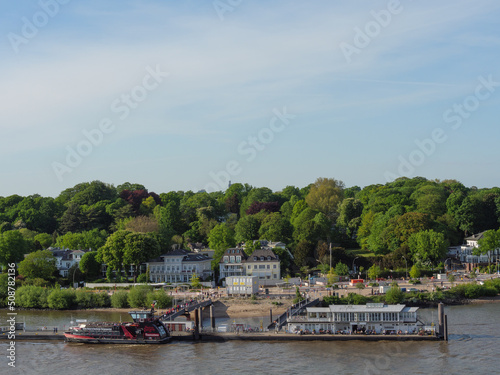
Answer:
[{"xmin": 64, "ymin": 306, "xmax": 171, "ymax": 344}]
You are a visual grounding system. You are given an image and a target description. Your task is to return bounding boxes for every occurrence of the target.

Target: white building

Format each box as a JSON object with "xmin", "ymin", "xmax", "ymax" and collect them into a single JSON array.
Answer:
[
  {"xmin": 226, "ymin": 276, "xmax": 259, "ymax": 296},
  {"xmin": 287, "ymin": 303, "xmax": 422, "ymax": 334},
  {"xmin": 147, "ymin": 249, "xmax": 213, "ymax": 283},
  {"xmin": 49, "ymin": 247, "xmax": 91, "ymax": 277},
  {"xmin": 450, "ymin": 232, "xmax": 500, "ymax": 270},
  {"xmin": 219, "ymin": 248, "xmax": 248, "ymax": 281}
]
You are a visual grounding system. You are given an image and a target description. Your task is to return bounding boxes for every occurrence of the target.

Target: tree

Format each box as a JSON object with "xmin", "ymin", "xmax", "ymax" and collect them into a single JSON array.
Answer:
[
  {"xmin": 79, "ymin": 251, "xmax": 102, "ymax": 281},
  {"xmin": 0, "ymin": 230, "xmax": 30, "ymax": 267},
  {"xmin": 476, "ymin": 229, "xmax": 500, "ymax": 272},
  {"xmin": 409, "ymin": 264, "xmax": 421, "ymax": 279},
  {"xmin": 18, "ymin": 250, "xmax": 57, "ymax": 280},
  {"xmin": 258, "ymin": 212, "xmax": 293, "ymax": 243},
  {"xmin": 235, "ymin": 215, "xmax": 260, "ymax": 243},
  {"xmin": 208, "ymin": 223, "xmax": 236, "ymax": 269},
  {"xmin": 34, "ymin": 233, "xmax": 53, "ymax": 249},
  {"xmin": 59, "ymin": 202, "xmax": 84, "ymax": 234},
  {"xmin": 335, "ymin": 262, "xmax": 349, "ymax": 276},
  {"xmin": 123, "ymin": 233, "xmax": 161, "ymax": 281},
  {"xmin": 55, "ymin": 229, "xmax": 108, "ymax": 251},
  {"xmin": 408, "ymin": 230, "xmax": 448, "ymax": 265},
  {"xmin": 294, "ymin": 240, "xmax": 315, "ymax": 268},
  {"xmin": 385, "ymin": 286, "xmax": 404, "ymax": 304},
  {"xmin": 337, "ymin": 198, "xmax": 363, "ymax": 238},
  {"xmin": 191, "ymin": 274, "xmax": 201, "ymax": 289},
  {"xmin": 98, "ymin": 230, "xmax": 129, "ymax": 274},
  {"xmin": 305, "ymin": 177, "xmax": 344, "ymax": 220},
  {"xmin": 367, "ymin": 265, "xmax": 381, "ymax": 280}
]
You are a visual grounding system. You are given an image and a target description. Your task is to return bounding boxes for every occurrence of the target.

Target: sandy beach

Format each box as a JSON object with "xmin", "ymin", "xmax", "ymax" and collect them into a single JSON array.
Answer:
[{"xmin": 87, "ymin": 297, "xmax": 295, "ymax": 319}]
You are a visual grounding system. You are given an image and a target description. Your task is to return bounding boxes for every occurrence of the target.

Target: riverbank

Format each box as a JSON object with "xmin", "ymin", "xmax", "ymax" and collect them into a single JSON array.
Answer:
[{"xmin": 67, "ymin": 298, "xmax": 294, "ymax": 319}]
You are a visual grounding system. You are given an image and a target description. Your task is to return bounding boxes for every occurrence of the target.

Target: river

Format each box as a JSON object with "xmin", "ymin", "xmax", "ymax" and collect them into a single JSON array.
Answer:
[{"xmin": 1, "ymin": 303, "xmax": 498, "ymax": 375}]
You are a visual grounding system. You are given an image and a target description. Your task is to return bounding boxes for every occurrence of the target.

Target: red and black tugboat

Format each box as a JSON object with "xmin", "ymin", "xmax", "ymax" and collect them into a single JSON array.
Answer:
[{"xmin": 64, "ymin": 304, "xmax": 171, "ymax": 344}]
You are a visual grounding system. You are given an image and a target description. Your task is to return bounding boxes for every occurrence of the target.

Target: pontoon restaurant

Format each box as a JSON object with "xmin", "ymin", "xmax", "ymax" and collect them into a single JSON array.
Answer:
[{"xmin": 287, "ymin": 303, "xmax": 422, "ymax": 334}]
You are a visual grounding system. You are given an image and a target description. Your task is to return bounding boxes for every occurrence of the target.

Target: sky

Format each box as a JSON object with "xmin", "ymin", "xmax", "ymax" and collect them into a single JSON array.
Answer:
[{"xmin": 1, "ymin": 0, "xmax": 500, "ymax": 197}]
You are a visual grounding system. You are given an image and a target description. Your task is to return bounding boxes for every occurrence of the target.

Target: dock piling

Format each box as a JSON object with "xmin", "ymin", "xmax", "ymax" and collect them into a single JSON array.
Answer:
[{"xmin": 210, "ymin": 304, "xmax": 215, "ymax": 332}]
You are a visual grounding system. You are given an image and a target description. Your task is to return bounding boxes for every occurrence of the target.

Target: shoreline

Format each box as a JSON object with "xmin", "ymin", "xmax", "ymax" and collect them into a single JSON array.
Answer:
[{"xmin": 3, "ymin": 295, "xmax": 500, "ymax": 319}]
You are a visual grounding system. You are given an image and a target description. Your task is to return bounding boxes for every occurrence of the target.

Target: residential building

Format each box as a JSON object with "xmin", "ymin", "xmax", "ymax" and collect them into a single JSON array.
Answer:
[
  {"xmin": 219, "ymin": 248, "xmax": 248, "ymax": 281},
  {"xmin": 449, "ymin": 232, "xmax": 500, "ymax": 271},
  {"xmin": 147, "ymin": 249, "xmax": 213, "ymax": 283},
  {"xmin": 244, "ymin": 248, "xmax": 281, "ymax": 285},
  {"xmin": 49, "ymin": 247, "xmax": 91, "ymax": 277}
]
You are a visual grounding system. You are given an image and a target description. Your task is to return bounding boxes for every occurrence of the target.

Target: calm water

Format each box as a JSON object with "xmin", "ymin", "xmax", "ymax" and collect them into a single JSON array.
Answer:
[{"xmin": 1, "ymin": 303, "xmax": 499, "ymax": 375}]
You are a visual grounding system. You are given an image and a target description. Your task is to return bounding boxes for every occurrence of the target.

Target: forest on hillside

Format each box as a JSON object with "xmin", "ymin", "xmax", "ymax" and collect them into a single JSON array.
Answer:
[{"xmin": 1, "ymin": 177, "xmax": 500, "ymax": 281}]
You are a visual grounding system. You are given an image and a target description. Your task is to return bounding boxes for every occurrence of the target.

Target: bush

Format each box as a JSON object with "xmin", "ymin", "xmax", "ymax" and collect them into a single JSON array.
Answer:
[
  {"xmin": 75, "ymin": 290, "xmax": 111, "ymax": 308},
  {"xmin": 483, "ymin": 286, "xmax": 498, "ymax": 297},
  {"xmin": 94, "ymin": 291, "xmax": 111, "ymax": 307},
  {"xmin": 137, "ymin": 273, "xmax": 150, "ymax": 283},
  {"xmin": 385, "ymin": 287, "xmax": 404, "ymax": 304},
  {"xmin": 483, "ymin": 279, "xmax": 500, "ymax": 293},
  {"xmin": 16, "ymin": 285, "xmax": 51, "ymax": 308},
  {"xmin": 146, "ymin": 290, "xmax": 172, "ymax": 309},
  {"xmin": 75, "ymin": 290, "xmax": 94, "ymax": 308},
  {"xmin": 48, "ymin": 289, "xmax": 76, "ymax": 309},
  {"xmin": 127, "ymin": 285, "xmax": 153, "ymax": 308},
  {"xmin": 23, "ymin": 277, "xmax": 51, "ymax": 287},
  {"xmin": 345, "ymin": 293, "xmax": 367, "ymax": 305},
  {"xmin": 111, "ymin": 290, "xmax": 130, "ymax": 308}
]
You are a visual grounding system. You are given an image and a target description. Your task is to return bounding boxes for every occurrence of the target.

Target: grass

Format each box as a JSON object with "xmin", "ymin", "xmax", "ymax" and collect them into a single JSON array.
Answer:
[{"xmin": 345, "ymin": 248, "xmax": 377, "ymax": 258}]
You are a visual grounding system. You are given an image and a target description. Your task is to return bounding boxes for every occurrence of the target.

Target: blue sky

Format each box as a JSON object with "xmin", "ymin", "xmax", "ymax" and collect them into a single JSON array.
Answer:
[{"xmin": 1, "ymin": 0, "xmax": 500, "ymax": 197}]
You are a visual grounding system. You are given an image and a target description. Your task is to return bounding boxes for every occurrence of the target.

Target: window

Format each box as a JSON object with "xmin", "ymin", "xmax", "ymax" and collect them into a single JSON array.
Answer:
[
  {"xmin": 223, "ymin": 256, "xmax": 229, "ymax": 262},
  {"xmin": 267, "ymin": 265, "xmax": 270, "ymax": 269},
  {"xmin": 273, "ymin": 265, "xmax": 277, "ymax": 269}
]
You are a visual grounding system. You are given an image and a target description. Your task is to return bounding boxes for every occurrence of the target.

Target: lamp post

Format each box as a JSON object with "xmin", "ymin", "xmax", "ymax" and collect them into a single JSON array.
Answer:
[
  {"xmin": 329, "ymin": 242, "xmax": 332, "ymax": 271},
  {"xmin": 402, "ymin": 256, "xmax": 408, "ymax": 280},
  {"xmin": 72, "ymin": 266, "xmax": 77, "ymax": 289},
  {"xmin": 352, "ymin": 257, "xmax": 359, "ymax": 277}
]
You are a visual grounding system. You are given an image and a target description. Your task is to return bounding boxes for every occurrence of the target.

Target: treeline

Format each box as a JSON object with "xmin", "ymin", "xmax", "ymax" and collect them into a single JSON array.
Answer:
[
  {"xmin": 323, "ymin": 278, "xmax": 500, "ymax": 306},
  {"xmin": 1, "ymin": 177, "xmax": 500, "ymax": 281},
  {"xmin": 9, "ymin": 285, "xmax": 171, "ymax": 310}
]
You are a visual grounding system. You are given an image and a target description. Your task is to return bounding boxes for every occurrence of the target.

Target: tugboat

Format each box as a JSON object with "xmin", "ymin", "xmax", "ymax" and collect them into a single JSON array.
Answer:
[{"xmin": 64, "ymin": 303, "xmax": 171, "ymax": 344}]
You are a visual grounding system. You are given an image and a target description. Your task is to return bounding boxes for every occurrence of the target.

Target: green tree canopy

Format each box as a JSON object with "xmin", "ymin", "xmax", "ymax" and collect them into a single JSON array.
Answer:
[
  {"xmin": 79, "ymin": 251, "xmax": 102, "ymax": 280},
  {"xmin": 208, "ymin": 223, "xmax": 236, "ymax": 269},
  {"xmin": 408, "ymin": 229, "xmax": 448, "ymax": 265},
  {"xmin": 367, "ymin": 264, "xmax": 381, "ymax": 280},
  {"xmin": 235, "ymin": 215, "xmax": 260, "ymax": 243},
  {"xmin": 0, "ymin": 230, "xmax": 30, "ymax": 267},
  {"xmin": 305, "ymin": 177, "xmax": 344, "ymax": 221},
  {"xmin": 18, "ymin": 250, "xmax": 57, "ymax": 280},
  {"xmin": 335, "ymin": 262, "xmax": 349, "ymax": 276}
]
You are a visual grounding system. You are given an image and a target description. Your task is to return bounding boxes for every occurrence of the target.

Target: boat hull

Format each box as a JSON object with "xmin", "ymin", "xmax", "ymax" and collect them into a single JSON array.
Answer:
[{"xmin": 64, "ymin": 333, "xmax": 172, "ymax": 344}]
